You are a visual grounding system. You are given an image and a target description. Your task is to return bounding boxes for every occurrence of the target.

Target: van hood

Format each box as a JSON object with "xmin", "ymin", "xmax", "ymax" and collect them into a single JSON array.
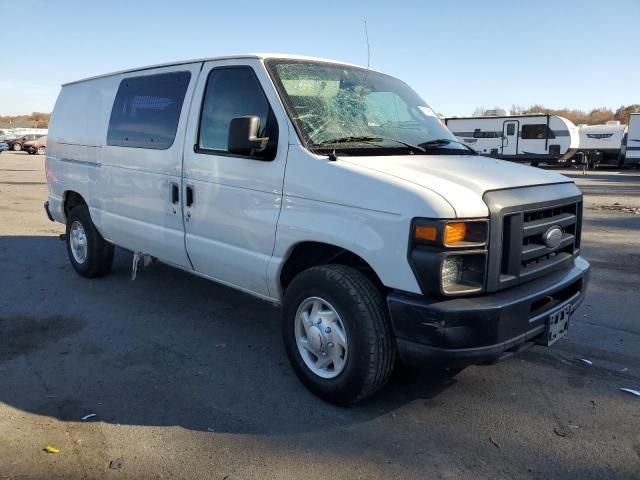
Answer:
[{"xmin": 340, "ymin": 154, "xmax": 574, "ymax": 218}]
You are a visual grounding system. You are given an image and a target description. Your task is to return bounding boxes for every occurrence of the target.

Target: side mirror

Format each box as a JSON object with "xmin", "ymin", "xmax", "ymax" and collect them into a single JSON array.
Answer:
[{"xmin": 228, "ymin": 116, "xmax": 269, "ymax": 156}]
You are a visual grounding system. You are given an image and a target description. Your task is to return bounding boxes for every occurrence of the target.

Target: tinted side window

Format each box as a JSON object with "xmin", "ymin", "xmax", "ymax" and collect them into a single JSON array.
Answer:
[
  {"xmin": 198, "ymin": 67, "xmax": 278, "ymax": 159},
  {"xmin": 107, "ymin": 71, "xmax": 191, "ymax": 150},
  {"xmin": 521, "ymin": 124, "xmax": 553, "ymax": 140},
  {"xmin": 506, "ymin": 124, "xmax": 515, "ymax": 136}
]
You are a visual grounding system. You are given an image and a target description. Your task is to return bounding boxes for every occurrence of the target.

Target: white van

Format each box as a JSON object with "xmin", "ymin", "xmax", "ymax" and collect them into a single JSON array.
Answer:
[{"xmin": 44, "ymin": 54, "xmax": 590, "ymax": 404}]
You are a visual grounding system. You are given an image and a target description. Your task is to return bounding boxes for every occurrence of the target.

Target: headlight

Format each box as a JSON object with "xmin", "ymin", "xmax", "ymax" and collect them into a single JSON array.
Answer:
[
  {"xmin": 440, "ymin": 254, "xmax": 485, "ymax": 294},
  {"xmin": 441, "ymin": 256, "xmax": 462, "ymax": 288},
  {"xmin": 410, "ymin": 218, "xmax": 489, "ymax": 297}
]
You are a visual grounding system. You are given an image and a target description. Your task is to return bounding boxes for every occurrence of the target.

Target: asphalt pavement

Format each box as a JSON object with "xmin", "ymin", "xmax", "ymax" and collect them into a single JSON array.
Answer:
[{"xmin": 1, "ymin": 151, "xmax": 639, "ymax": 479}]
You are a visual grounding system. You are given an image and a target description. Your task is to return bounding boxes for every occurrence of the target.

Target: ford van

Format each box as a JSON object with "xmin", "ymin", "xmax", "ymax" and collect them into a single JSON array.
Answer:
[{"xmin": 44, "ymin": 54, "xmax": 590, "ymax": 404}]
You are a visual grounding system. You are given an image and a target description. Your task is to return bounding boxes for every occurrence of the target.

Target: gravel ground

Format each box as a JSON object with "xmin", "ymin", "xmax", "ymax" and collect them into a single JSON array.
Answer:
[{"xmin": 0, "ymin": 151, "xmax": 639, "ymax": 480}]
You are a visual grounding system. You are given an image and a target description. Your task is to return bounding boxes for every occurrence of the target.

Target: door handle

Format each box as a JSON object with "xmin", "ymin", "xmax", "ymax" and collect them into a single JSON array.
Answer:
[
  {"xmin": 171, "ymin": 183, "xmax": 179, "ymax": 204},
  {"xmin": 186, "ymin": 185, "xmax": 194, "ymax": 207}
]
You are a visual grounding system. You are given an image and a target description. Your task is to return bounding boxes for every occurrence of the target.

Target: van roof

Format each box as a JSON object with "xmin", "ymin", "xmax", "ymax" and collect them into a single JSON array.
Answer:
[{"xmin": 62, "ymin": 53, "xmax": 369, "ymax": 86}]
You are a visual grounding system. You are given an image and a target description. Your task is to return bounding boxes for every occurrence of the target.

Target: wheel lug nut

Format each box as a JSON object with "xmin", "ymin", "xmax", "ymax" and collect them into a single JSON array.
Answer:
[{"xmin": 325, "ymin": 327, "xmax": 331, "ymax": 333}]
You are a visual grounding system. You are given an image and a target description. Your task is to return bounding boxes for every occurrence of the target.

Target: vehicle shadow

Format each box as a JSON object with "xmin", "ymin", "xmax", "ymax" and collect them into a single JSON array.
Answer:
[{"xmin": 0, "ymin": 235, "xmax": 457, "ymax": 435}]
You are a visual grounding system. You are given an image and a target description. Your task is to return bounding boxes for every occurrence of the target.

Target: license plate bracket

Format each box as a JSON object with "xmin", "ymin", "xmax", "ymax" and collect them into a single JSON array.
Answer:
[{"xmin": 544, "ymin": 304, "xmax": 571, "ymax": 346}]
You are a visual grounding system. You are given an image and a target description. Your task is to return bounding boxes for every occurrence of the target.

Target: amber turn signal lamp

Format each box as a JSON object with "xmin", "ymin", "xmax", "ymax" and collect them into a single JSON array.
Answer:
[
  {"xmin": 415, "ymin": 225, "xmax": 437, "ymax": 242},
  {"xmin": 444, "ymin": 223, "xmax": 467, "ymax": 245}
]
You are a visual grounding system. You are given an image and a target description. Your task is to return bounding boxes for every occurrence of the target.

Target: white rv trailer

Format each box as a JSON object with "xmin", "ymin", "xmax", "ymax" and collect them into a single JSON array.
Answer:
[
  {"xmin": 445, "ymin": 114, "xmax": 579, "ymax": 165},
  {"xmin": 572, "ymin": 121, "xmax": 627, "ymax": 166},
  {"xmin": 624, "ymin": 113, "xmax": 640, "ymax": 166}
]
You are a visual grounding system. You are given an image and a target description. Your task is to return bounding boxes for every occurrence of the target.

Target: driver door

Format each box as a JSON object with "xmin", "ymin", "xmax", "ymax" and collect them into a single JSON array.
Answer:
[{"xmin": 181, "ymin": 59, "xmax": 289, "ymax": 298}]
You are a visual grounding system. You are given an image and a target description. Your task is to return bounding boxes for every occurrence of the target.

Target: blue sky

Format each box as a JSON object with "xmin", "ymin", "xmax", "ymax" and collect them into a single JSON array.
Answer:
[{"xmin": 1, "ymin": 0, "xmax": 638, "ymax": 116}]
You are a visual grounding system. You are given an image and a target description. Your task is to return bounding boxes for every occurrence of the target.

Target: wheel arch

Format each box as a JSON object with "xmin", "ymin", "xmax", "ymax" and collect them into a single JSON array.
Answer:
[
  {"xmin": 278, "ymin": 241, "xmax": 386, "ymax": 296},
  {"xmin": 63, "ymin": 190, "xmax": 88, "ymax": 220}
]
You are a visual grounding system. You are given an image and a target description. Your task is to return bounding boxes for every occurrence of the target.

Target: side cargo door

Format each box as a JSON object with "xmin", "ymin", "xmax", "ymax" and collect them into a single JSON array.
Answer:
[
  {"xmin": 181, "ymin": 59, "xmax": 289, "ymax": 299},
  {"xmin": 100, "ymin": 64, "xmax": 201, "ymax": 268}
]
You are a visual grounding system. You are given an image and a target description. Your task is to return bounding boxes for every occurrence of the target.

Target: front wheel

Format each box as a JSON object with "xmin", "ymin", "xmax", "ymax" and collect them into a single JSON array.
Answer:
[
  {"xmin": 36, "ymin": 146, "xmax": 46, "ymax": 155},
  {"xmin": 65, "ymin": 205, "xmax": 114, "ymax": 278},
  {"xmin": 282, "ymin": 265, "xmax": 396, "ymax": 405},
  {"xmin": 13, "ymin": 143, "xmax": 21, "ymax": 151}
]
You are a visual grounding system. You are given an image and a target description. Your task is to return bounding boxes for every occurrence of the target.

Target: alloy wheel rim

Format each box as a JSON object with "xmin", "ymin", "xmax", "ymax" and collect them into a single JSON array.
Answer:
[
  {"xmin": 294, "ymin": 297, "xmax": 348, "ymax": 379},
  {"xmin": 69, "ymin": 221, "xmax": 88, "ymax": 264}
]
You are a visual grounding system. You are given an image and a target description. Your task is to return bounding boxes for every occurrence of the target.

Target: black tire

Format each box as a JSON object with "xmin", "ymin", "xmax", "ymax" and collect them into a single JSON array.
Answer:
[
  {"xmin": 65, "ymin": 204, "xmax": 114, "ymax": 278},
  {"xmin": 282, "ymin": 265, "xmax": 396, "ymax": 405}
]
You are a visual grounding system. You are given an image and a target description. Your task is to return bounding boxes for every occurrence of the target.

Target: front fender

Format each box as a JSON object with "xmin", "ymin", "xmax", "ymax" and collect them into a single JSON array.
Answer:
[{"xmin": 267, "ymin": 195, "xmax": 422, "ymax": 301}]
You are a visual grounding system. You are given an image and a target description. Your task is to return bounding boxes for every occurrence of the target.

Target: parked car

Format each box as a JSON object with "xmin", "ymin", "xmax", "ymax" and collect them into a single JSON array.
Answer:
[
  {"xmin": 44, "ymin": 54, "xmax": 590, "ymax": 404},
  {"xmin": 6, "ymin": 134, "xmax": 44, "ymax": 151},
  {"xmin": 0, "ymin": 142, "xmax": 8, "ymax": 152},
  {"xmin": 23, "ymin": 135, "xmax": 47, "ymax": 155}
]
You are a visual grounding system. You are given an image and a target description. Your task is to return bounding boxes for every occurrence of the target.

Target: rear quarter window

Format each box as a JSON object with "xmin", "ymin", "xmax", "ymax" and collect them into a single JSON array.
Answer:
[{"xmin": 107, "ymin": 71, "xmax": 191, "ymax": 150}]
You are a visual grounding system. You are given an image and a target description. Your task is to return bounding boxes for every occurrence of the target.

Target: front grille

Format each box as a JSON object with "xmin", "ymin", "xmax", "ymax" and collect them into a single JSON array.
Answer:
[
  {"xmin": 483, "ymin": 184, "xmax": 584, "ymax": 293},
  {"xmin": 499, "ymin": 201, "xmax": 581, "ymax": 287},
  {"xmin": 521, "ymin": 203, "xmax": 579, "ymax": 272}
]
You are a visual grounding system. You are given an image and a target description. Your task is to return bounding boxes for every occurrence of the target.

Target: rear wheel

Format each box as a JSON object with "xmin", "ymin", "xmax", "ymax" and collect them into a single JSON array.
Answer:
[
  {"xmin": 282, "ymin": 265, "xmax": 396, "ymax": 405},
  {"xmin": 13, "ymin": 143, "xmax": 21, "ymax": 151},
  {"xmin": 65, "ymin": 205, "xmax": 114, "ymax": 278},
  {"xmin": 36, "ymin": 146, "xmax": 45, "ymax": 155}
]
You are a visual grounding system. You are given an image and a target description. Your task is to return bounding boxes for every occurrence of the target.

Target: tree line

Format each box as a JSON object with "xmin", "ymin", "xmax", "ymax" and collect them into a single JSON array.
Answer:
[
  {"xmin": 473, "ymin": 105, "xmax": 640, "ymax": 125},
  {"xmin": 0, "ymin": 112, "xmax": 51, "ymax": 129}
]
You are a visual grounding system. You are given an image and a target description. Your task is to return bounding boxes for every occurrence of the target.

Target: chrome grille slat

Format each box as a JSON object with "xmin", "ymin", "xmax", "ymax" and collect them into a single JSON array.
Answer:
[
  {"xmin": 521, "ymin": 234, "xmax": 575, "ymax": 262},
  {"xmin": 519, "ymin": 252, "xmax": 574, "ymax": 278},
  {"xmin": 522, "ymin": 213, "xmax": 577, "ymax": 237}
]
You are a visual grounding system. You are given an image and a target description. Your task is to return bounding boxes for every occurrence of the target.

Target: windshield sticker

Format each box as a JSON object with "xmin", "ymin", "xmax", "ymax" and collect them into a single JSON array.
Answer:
[{"xmin": 419, "ymin": 106, "xmax": 437, "ymax": 118}]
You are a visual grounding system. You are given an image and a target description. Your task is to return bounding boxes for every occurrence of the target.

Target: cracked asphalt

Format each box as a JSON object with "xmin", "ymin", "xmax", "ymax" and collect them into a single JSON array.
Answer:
[{"xmin": 0, "ymin": 151, "xmax": 639, "ymax": 479}]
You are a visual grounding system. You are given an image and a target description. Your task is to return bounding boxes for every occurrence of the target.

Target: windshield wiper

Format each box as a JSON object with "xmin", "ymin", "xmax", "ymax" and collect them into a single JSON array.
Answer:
[
  {"xmin": 317, "ymin": 136, "xmax": 426, "ymax": 154},
  {"xmin": 384, "ymin": 138, "xmax": 426, "ymax": 153},
  {"xmin": 317, "ymin": 136, "xmax": 384, "ymax": 145},
  {"xmin": 418, "ymin": 138, "xmax": 478, "ymax": 154},
  {"xmin": 418, "ymin": 138, "xmax": 453, "ymax": 147}
]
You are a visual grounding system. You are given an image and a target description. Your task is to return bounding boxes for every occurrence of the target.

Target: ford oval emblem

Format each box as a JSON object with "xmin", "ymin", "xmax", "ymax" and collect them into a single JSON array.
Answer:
[{"xmin": 543, "ymin": 226, "xmax": 563, "ymax": 249}]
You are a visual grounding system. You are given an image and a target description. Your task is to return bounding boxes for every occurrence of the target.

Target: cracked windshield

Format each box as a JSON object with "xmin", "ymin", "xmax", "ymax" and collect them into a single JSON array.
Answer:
[{"xmin": 267, "ymin": 60, "xmax": 467, "ymax": 154}]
